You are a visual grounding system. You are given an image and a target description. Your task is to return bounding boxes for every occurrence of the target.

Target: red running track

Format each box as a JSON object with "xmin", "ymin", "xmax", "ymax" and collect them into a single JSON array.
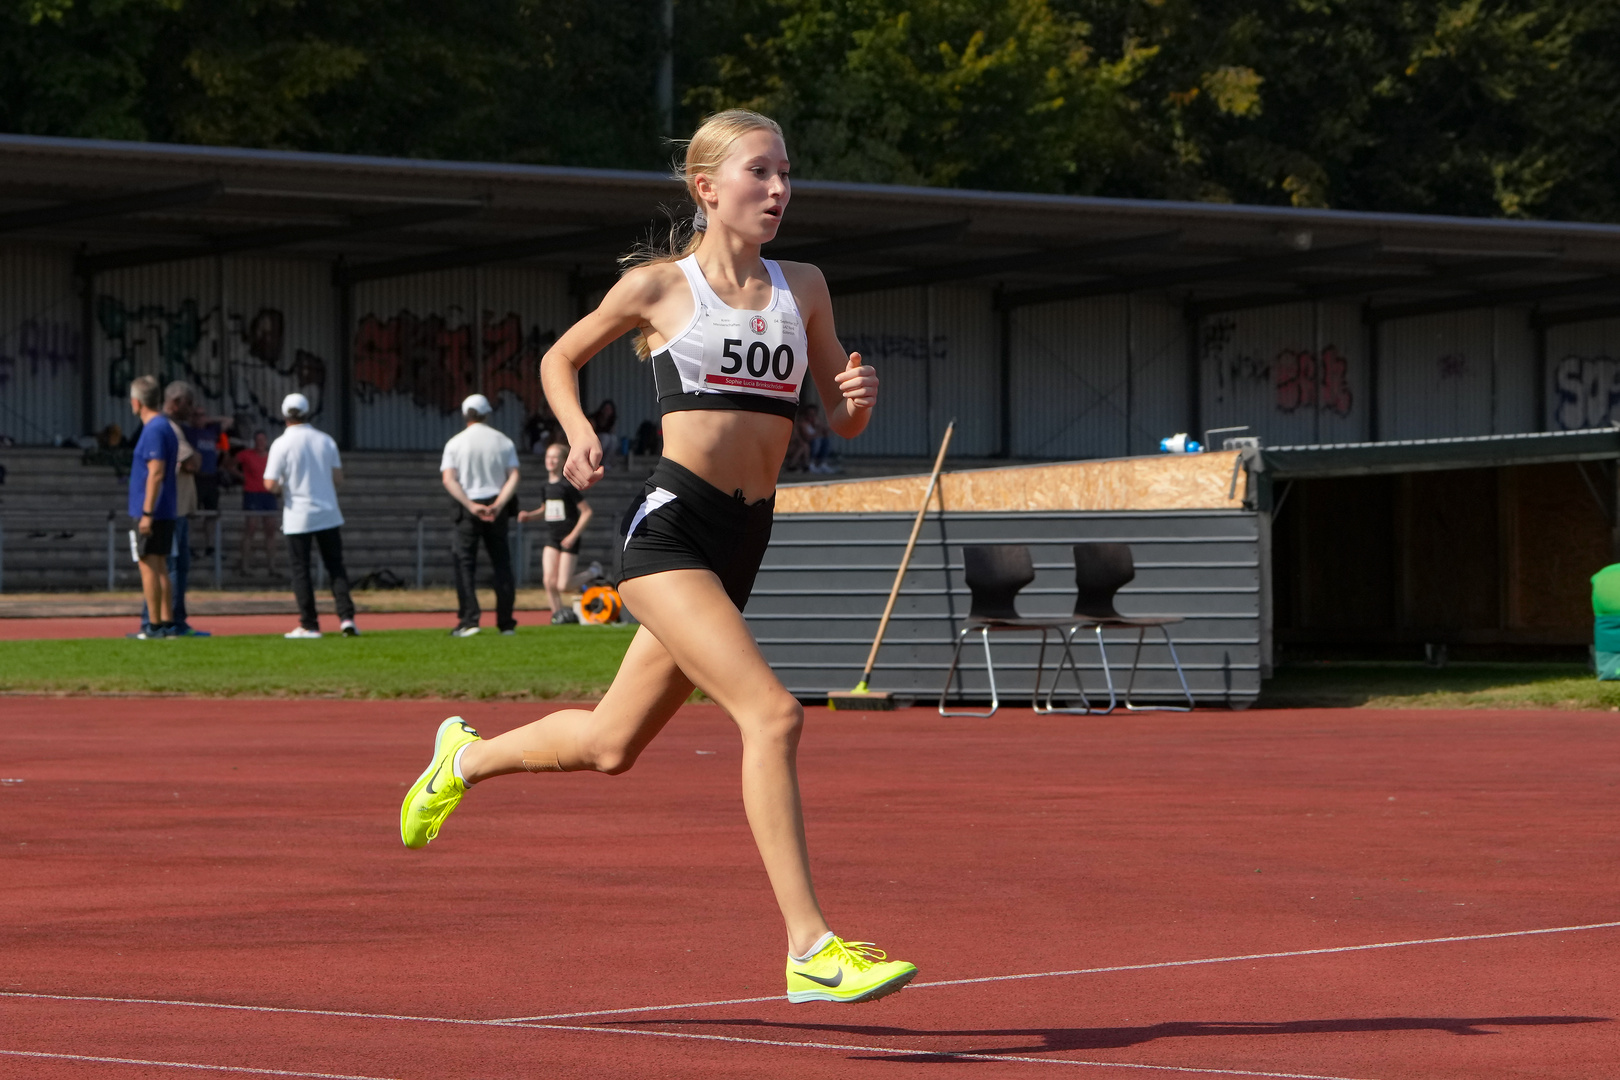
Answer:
[
  {"xmin": 2, "ymin": 700, "xmax": 1616, "ymax": 1079},
  {"xmin": 0, "ymin": 611, "xmax": 552, "ymax": 640}
]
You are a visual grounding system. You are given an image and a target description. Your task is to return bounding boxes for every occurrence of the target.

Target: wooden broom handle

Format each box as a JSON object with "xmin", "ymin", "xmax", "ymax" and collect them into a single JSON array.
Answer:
[{"xmin": 859, "ymin": 421, "xmax": 955, "ymax": 683}]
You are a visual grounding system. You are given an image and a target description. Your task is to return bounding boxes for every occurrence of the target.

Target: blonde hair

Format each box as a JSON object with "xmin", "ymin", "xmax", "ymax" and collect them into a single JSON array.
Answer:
[{"xmin": 623, "ymin": 109, "xmax": 785, "ymax": 360}]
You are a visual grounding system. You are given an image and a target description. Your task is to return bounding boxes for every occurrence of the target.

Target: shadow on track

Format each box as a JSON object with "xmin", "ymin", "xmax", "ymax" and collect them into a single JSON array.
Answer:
[{"xmin": 619, "ymin": 1014, "xmax": 1610, "ymax": 1058}]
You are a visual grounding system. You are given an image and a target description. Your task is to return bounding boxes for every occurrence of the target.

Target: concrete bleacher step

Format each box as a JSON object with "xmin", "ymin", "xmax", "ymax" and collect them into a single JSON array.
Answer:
[
  {"xmin": 1, "ymin": 445, "xmax": 993, "ymax": 592},
  {"xmin": 0, "ymin": 447, "xmax": 662, "ymax": 592}
]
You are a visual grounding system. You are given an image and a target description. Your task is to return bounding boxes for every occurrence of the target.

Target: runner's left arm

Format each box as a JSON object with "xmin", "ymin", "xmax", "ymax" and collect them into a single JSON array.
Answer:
[{"xmin": 783, "ymin": 261, "xmax": 877, "ymax": 439}]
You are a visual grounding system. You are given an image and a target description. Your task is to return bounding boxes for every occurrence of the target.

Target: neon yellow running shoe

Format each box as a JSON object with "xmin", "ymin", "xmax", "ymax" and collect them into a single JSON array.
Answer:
[
  {"xmin": 786, "ymin": 936, "xmax": 917, "ymax": 1004},
  {"xmin": 400, "ymin": 716, "xmax": 481, "ymax": 849}
]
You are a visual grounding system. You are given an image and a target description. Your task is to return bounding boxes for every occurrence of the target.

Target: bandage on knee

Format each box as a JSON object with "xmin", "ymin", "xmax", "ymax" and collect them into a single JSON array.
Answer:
[{"xmin": 521, "ymin": 750, "xmax": 562, "ymax": 773}]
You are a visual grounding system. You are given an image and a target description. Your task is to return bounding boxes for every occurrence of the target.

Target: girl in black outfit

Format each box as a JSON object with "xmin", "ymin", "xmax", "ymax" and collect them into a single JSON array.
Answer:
[{"xmin": 518, "ymin": 442, "xmax": 592, "ymax": 623}]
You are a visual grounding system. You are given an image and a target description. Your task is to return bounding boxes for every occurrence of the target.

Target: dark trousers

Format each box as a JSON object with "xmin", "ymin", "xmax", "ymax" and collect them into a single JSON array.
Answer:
[
  {"xmin": 140, "ymin": 515, "xmax": 190, "ymax": 630},
  {"xmin": 287, "ymin": 527, "xmax": 355, "ymax": 631},
  {"xmin": 452, "ymin": 507, "xmax": 515, "ymax": 630}
]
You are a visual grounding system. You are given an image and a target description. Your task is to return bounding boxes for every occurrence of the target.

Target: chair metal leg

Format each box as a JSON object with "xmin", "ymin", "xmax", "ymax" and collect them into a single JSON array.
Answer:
[
  {"xmin": 1123, "ymin": 624, "xmax": 1194, "ymax": 712},
  {"xmin": 1090, "ymin": 625, "xmax": 1119, "ymax": 713},
  {"xmin": 938, "ymin": 625, "xmax": 999, "ymax": 717},
  {"xmin": 1035, "ymin": 625, "xmax": 1097, "ymax": 714}
]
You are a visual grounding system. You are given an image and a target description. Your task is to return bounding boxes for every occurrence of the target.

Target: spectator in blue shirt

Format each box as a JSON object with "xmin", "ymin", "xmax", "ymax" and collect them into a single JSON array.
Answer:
[{"xmin": 127, "ymin": 374, "xmax": 178, "ymax": 639}]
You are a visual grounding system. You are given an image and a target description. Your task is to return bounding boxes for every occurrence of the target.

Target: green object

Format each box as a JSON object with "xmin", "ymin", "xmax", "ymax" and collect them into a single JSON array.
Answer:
[
  {"xmin": 1596, "ymin": 615, "xmax": 1620, "ymax": 655},
  {"xmin": 1592, "ymin": 564, "xmax": 1620, "ymax": 615},
  {"xmin": 0, "ymin": 626, "xmax": 636, "ymax": 699}
]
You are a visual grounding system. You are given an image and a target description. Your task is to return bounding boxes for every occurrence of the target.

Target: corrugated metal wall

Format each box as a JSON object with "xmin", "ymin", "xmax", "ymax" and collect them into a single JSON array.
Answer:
[
  {"xmin": 0, "ymin": 238, "xmax": 1568, "ymax": 453},
  {"xmin": 751, "ymin": 509, "xmax": 1263, "ymax": 706},
  {"xmin": 828, "ymin": 287, "xmax": 935, "ymax": 455},
  {"xmin": 352, "ymin": 266, "xmax": 621, "ymax": 452},
  {"xmin": 91, "ymin": 256, "xmax": 336, "ymax": 439},
  {"xmin": 1378, "ymin": 308, "xmax": 1538, "ymax": 440},
  {"xmin": 353, "ymin": 268, "xmax": 482, "ymax": 450},
  {"xmin": 1010, "ymin": 297, "xmax": 1129, "ymax": 458},
  {"xmin": 1127, "ymin": 295, "xmax": 1189, "ymax": 455},
  {"xmin": 927, "ymin": 285, "xmax": 998, "ymax": 456},
  {"xmin": 578, "ymin": 323, "xmax": 659, "ymax": 454},
  {"xmin": 0, "ymin": 245, "xmax": 79, "ymax": 444},
  {"xmin": 1546, "ymin": 317, "xmax": 1620, "ymax": 430},
  {"xmin": 1198, "ymin": 302, "xmax": 1369, "ymax": 447}
]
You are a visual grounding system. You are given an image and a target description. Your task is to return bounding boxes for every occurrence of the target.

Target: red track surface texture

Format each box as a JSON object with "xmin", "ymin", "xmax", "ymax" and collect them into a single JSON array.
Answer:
[{"xmin": 2, "ymin": 700, "xmax": 1616, "ymax": 1079}]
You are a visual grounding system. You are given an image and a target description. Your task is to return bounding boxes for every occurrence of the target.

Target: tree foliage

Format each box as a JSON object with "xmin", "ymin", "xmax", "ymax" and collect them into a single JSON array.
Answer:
[{"xmin": 3, "ymin": 0, "xmax": 1619, "ymax": 220}]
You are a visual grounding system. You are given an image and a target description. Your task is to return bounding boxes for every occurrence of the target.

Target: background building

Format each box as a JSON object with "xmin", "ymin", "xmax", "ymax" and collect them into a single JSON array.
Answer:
[{"xmin": 2, "ymin": 133, "xmax": 1618, "ymax": 658}]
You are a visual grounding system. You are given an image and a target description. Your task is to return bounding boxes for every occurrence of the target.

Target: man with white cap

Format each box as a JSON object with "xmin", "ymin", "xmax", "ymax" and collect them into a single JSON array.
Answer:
[
  {"xmin": 441, "ymin": 393, "xmax": 521, "ymax": 636},
  {"xmin": 264, "ymin": 393, "xmax": 358, "ymax": 638}
]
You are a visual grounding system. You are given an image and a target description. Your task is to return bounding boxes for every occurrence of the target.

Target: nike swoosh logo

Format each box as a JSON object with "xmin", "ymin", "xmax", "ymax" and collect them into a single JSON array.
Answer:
[
  {"xmin": 424, "ymin": 762, "xmax": 444, "ymax": 795},
  {"xmin": 795, "ymin": 967, "xmax": 842, "ymax": 988}
]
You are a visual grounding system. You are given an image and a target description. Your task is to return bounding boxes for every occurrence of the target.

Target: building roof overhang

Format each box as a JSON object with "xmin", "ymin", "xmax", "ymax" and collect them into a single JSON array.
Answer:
[{"xmin": 4, "ymin": 132, "xmax": 1620, "ymax": 322}]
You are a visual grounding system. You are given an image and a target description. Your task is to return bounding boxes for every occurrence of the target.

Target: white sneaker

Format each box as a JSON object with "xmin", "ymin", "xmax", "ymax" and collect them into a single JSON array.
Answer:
[
  {"xmin": 449, "ymin": 625, "xmax": 480, "ymax": 638},
  {"xmin": 340, "ymin": 620, "xmax": 359, "ymax": 637},
  {"xmin": 285, "ymin": 626, "xmax": 322, "ymax": 639}
]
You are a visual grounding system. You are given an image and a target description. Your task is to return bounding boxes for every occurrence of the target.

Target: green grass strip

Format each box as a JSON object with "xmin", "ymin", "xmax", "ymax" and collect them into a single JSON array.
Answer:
[
  {"xmin": 0, "ymin": 626, "xmax": 638, "ymax": 699},
  {"xmin": 1260, "ymin": 662, "xmax": 1620, "ymax": 710}
]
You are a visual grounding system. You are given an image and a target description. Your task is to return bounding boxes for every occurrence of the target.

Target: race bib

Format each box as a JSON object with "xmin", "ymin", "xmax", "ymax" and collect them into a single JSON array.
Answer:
[
  {"xmin": 697, "ymin": 308, "xmax": 805, "ymax": 401},
  {"xmin": 544, "ymin": 498, "xmax": 567, "ymax": 523}
]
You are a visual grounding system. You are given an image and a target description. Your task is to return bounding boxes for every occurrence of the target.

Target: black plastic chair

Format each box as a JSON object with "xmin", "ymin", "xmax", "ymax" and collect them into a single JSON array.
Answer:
[
  {"xmin": 937, "ymin": 545, "xmax": 1098, "ymax": 717},
  {"xmin": 1051, "ymin": 543, "xmax": 1195, "ymax": 712}
]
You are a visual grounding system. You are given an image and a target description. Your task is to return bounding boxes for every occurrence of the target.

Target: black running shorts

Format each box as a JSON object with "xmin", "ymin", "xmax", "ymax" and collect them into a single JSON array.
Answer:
[
  {"xmin": 616, "ymin": 458, "xmax": 774, "ymax": 610},
  {"xmin": 131, "ymin": 516, "xmax": 175, "ymax": 560}
]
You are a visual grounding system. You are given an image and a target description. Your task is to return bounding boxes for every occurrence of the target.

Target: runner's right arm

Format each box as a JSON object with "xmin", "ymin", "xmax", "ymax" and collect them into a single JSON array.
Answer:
[{"xmin": 540, "ymin": 264, "xmax": 677, "ymax": 492}]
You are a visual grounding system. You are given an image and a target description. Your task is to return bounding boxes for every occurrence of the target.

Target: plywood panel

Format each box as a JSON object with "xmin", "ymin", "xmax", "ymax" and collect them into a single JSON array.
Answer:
[{"xmin": 775, "ymin": 451, "xmax": 1246, "ymax": 513}]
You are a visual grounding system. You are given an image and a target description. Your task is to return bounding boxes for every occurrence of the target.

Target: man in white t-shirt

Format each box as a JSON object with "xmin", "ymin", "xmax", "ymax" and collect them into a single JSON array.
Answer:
[
  {"xmin": 264, "ymin": 393, "xmax": 357, "ymax": 639},
  {"xmin": 441, "ymin": 393, "xmax": 521, "ymax": 636}
]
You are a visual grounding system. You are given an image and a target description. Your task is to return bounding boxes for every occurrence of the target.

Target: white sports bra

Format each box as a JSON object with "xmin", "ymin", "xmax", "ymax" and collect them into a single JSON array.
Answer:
[{"xmin": 651, "ymin": 254, "xmax": 809, "ymax": 420}]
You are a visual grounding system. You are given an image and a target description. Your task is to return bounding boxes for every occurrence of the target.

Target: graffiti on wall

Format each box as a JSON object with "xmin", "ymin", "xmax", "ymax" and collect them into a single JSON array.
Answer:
[
  {"xmin": 353, "ymin": 309, "xmax": 556, "ymax": 415},
  {"xmin": 1552, "ymin": 354, "xmax": 1620, "ymax": 430},
  {"xmin": 97, "ymin": 298, "xmax": 325, "ymax": 430},
  {"xmin": 1204, "ymin": 318, "xmax": 1354, "ymax": 416},
  {"xmin": 0, "ymin": 318, "xmax": 81, "ymax": 388}
]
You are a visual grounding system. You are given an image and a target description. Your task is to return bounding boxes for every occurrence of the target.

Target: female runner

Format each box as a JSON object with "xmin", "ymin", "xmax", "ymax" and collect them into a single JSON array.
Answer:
[{"xmin": 400, "ymin": 109, "xmax": 916, "ymax": 1004}]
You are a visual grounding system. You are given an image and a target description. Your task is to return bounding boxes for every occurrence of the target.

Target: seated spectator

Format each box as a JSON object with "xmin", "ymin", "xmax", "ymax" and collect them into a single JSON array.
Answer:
[
  {"xmin": 230, "ymin": 429, "xmax": 279, "ymax": 576},
  {"xmin": 590, "ymin": 399, "xmax": 620, "ymax": 468},
  {"xmin": 784, "ymin": 409, "xmax": 810, "ymax": 472},
  {"xmin": 632, "ymin": 419, "xmax": 662, "ymax": 458},
  {"xmin": 523, "ymin": 407, "xmax": 558, "ymax": 456},
  {"xmin": 802, "ymin": 402, "xmax": 835, "ymax": 473}
]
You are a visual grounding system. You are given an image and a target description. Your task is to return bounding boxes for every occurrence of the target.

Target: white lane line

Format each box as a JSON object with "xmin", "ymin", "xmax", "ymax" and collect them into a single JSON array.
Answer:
[
  {"xmin": 528, "ymin": 1022, "xmax": 1380, "ymax": 1080},
  {"xmin": 916, "ymin": 920, "xmax": 1620, "ymax": 991},
  {"xmin": 0, "ymin": 1049, "xmax": 403, "ymax": 1080},
  {"xmin": 0, "ymin": 990, "xmax": 507, "ymax": 1029},
  {"xmin": 495, "ymin": 920, "xmax": 1620, "ymax": 1021}
]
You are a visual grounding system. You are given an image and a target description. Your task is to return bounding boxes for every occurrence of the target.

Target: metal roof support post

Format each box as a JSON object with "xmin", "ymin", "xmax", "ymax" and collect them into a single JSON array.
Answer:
[
  {"xmin": 996, "ymin": 287, "xmax": 1011, "ymax": 458},
  {"xmin": 1184, "ymin": 301, "xmax": 1202, "ymax": 450},
  {"xmin": 1533, "ymin": 312, "xmax": 1547, "ymax": 433},
  {"xmin": 335, "ymin": 262, "xmax": 354, "ymax": 451},
  {"xmin": 571, "ymin": 268, "xmax": 592, "ymax": 413},
  {"xmin": 78, "ymin": 251, "xmax": 95, "ymax": 438},
  {"xmin": 1124, "ymin": 293, "xmax": 1135, "ymax": 457},
  {"xmin": 1312, "ymin": 300, "xmax": 1323, "ymax": 444},
  {"xmin": 1363, "ymin": 301, "xmax": 1380, "ymax": 442},
  {"xmin": 474, "ymin": 266, "xmax": 485, "ymax": 397}
]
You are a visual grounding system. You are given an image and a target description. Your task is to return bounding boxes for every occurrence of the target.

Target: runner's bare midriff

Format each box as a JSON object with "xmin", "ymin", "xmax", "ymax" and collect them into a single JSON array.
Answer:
[{"xmin": 661, "ymin": 409, "xmax": 791, "ymax": 503}]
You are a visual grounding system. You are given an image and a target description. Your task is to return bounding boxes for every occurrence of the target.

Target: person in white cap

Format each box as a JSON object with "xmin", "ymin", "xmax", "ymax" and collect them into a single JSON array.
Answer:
[
  {"xmin": 440, "ymin": 393, "xmax": 521, "ymax": 636},
  {"xmin": 263, "ymin": 393, "xmax": 358, "ymax": 638}
]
